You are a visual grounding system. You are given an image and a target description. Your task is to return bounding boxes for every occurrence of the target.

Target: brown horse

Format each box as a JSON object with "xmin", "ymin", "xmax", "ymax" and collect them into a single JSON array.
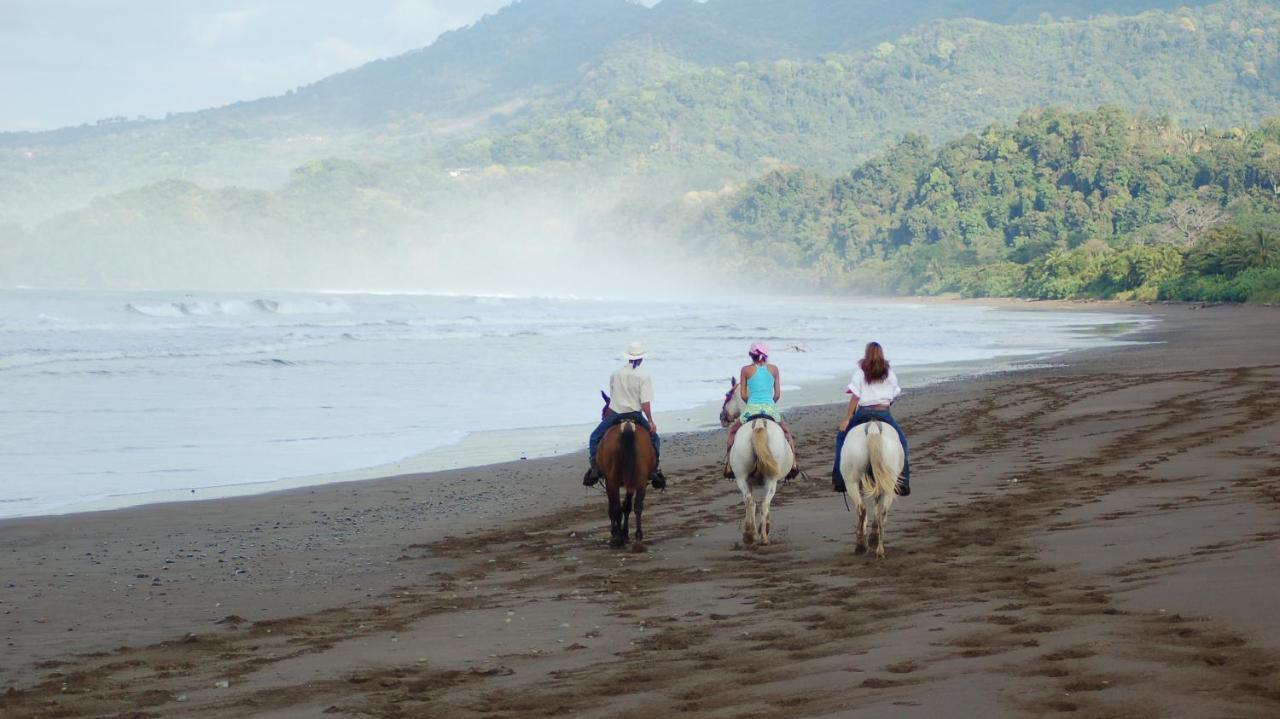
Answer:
[{"xmin": 596, "ymin": 393, "xmax": 656, "ymax": 549}]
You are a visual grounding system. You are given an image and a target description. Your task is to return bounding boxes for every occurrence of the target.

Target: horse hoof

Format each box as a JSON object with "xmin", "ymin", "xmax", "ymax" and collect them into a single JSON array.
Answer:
[
  {"xmin": 876, "ymin": 549, "xmax": 887, "ymax": 559},
  {"xmin": 854, "ymin": 544, "xmax": 867, "ymax": 555},
  {"xmin": 742, "ymin": 532, "xmax": 755, "ymax": 546},
  {"xmin": 631, "ymin": 542, "xmax": 645, "ymax": 554}
]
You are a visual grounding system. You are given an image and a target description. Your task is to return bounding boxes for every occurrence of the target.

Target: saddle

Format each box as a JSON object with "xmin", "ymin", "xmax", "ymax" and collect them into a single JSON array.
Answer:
[
  {"xmin": 851, "ymin": 418, "xmax": 892, "ymax": 438},
  {"xmin": 606, "ymin": 411, "xmax": 650, "ymax": 430},
  {"xmin": 733, "ymin": 414, "xmax": 800, "ymax": 482}
]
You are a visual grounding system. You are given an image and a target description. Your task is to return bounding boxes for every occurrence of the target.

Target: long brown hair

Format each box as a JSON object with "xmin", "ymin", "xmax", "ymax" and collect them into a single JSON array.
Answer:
[{"xmin": 859, "ymin": 341, "xmax": 889, "ymax": 382}]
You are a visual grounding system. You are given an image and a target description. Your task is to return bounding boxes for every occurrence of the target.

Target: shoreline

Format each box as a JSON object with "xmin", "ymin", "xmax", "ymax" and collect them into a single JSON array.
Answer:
[
  {"xmin": 0, "ymin": 298, "xmax": 1154, "ymax": 521},
  {"xmin": 3, "ymin": 301, "xmax": 1277, "ymax": 717}
]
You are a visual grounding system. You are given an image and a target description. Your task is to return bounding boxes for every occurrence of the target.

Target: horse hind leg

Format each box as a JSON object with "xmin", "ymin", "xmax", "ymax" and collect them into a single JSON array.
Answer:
[
  {"xmin": 865, "ymin": 501, "xmax": 879, "ymax": 552},
  {"xmin": 862, "ymin": 495, "xmax": 884, "ymax": 558},
  {"xmin": 848, "ymin": 478, "xmax": 868, "ymax": 555},
  {"xmin": 632, "ymin": 488, "xmax": 645, "ymax": 550},
  {"xmin": 607, "ymin": 485, "xmax": 625, "ymax": 548},
  {"xmin": 874, "ymin": 497, "xmax": 890, "ymax": 559},
  {"xmin": 854, "ymin": 504, "xmax": 868, "ymax": 555},
  {"xmin": 758, "ymin": 478, "xmax": 778, "ymax": 546},
  {"xmin": 620, "ymin": 493, "xmax": 634, "ymax": 546},
  {"xmin": 737, "ymin": 478, "xmax": 756, "ymax": 545}
]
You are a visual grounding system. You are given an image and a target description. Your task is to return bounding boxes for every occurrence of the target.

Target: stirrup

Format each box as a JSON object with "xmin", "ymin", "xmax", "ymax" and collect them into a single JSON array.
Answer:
[
  {"xmin": 582, "ymin": 467, "xmax": 600, "ymax": 487},
  {"xmin": 650, "ymin": 469, "xmax": 667, "ymax": 490}
]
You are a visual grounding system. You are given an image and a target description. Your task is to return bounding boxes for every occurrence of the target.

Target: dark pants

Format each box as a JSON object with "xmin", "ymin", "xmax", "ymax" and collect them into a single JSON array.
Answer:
[
  {"xmin": 589, "ymin": 411, "xmax": 661, "ymax": 467},
  {"xmin": 832, "ymin": 407, "xmax": 909, "ymax": 492}
]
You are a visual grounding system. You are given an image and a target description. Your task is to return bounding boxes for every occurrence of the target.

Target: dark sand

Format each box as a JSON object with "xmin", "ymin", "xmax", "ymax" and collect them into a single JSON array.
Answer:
[{"xmin": 2, "ymin": 302, "xmax": 1278, "ymax": 718}]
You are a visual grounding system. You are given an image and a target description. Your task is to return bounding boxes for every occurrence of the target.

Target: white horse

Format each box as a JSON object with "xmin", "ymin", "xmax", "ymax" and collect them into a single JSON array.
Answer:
[
  {"xmin": 839, "ymin": 421, "xmax": 904, "ymax": 558},
  {"xmin": 720, "ymin": 378, "xmax": 795, "ymax": 546}
]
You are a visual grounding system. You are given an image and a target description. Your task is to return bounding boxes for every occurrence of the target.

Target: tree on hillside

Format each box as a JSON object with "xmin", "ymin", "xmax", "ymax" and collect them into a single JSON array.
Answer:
[
  {"xmin": 669, "ymin": 106, "xmax": 1280, "ymax": 301},
  {"xmin": 1161, "ymin": 198, "xmax": 1226, "ymax": 245}
]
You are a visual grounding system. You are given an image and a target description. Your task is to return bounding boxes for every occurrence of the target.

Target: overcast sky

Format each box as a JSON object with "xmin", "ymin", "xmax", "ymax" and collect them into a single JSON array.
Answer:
[{"xmin": 0, "ymin": 0, "xmax": 538, "ymax": 132}]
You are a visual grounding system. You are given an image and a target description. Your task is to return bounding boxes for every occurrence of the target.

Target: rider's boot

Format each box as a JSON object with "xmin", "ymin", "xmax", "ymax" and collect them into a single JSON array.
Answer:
[
  {"xmin": 832, "ymin": 446, "xmax": 847, "ymax": 492},
  {"xmin": 723, "ymin": 447, "xmax": 735, "ymax": 479},
  {"xmin": 832, "ymin": 430, "xmax": 848, "ymax": 493},
  {"xmin": 582, "ymin": 460, "xmax": 601, "ymax": 487},
  {"xmin": 650, "ymin": 467, "xmax": 667, "ymax": 490}
]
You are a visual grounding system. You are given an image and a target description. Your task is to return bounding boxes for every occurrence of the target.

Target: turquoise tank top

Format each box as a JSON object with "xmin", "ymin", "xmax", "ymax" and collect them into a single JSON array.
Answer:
[{"xmin": 745, "ymin": 365, "xmax": 775, "ymax": 405}]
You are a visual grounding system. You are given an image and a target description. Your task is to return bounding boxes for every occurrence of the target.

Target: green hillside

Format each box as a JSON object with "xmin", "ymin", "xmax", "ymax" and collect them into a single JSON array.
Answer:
[
  {"xmin": 663, "ymin": 106, "xmax": 1280, "ymax": 302},
  {"xmin": 0, "ymin": 0, "xmax": 1223, "ymax": 226},
  {"xmin": 466, "ymin": 0, "xmax": 1280, "ymax": 171},
  {"xmin": 5, "ymin": 0, "xmax": 1278, "ymax": 299}
]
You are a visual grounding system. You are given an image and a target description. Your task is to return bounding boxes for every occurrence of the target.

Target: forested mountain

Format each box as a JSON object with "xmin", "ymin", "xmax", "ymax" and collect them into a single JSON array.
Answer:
[
  {"xmin": 0, "ymin": 0, "xmax": 1224, "ymax": 225},
  {"xmin": 9, "ymin": 103, "xmax": 1277, "ymax": 300},
  {"xmin": 464, "ymin": 0, "xmax": 1280, "ymax": 171},
  {"xmin": 4, "ymin": 0, "xmax": 1207, "ymax": 136},
  {"xmin": 657, "ymin": 107, "xmax": 1280, "ymax": 302},
  {"xmin": 4, "ymin": 0, "xmax": 1278, "ymax": 301}
]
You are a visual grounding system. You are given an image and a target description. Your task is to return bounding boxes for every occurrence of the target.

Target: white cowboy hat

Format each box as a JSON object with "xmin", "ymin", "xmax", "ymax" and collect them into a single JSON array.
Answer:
[{"xmin": 625, "ymin": 341, "xmax": 647, "ymax": 360}]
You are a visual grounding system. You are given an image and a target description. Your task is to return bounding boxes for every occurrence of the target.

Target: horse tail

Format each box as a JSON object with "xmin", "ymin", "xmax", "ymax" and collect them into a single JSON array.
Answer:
[
  {"xmin": 867, "ymin": 423, "xmax": 898, "ymax": 498},
  {"xmin": 618, "ymin": 422, "xmax": 639, "ymax": 491},
  {"xmin": 752, "ymin": 420, "xmax": 779, "ymax": 478}
]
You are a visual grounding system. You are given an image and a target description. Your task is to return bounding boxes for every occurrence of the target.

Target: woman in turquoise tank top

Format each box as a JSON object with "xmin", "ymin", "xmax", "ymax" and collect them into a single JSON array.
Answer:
[
  {"xmin": 743, "ymin": 354, "xmax": 778, "ymax": 414},
  {"xmin": 723, "ymin": 341, "xmax": 800, "ymax": 479}
]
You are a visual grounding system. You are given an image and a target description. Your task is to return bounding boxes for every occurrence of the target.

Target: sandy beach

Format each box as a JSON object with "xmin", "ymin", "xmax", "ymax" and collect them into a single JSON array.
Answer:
[{"xmin": 2, "ymin": 301, "xmax": 1278, "ymax": 718}]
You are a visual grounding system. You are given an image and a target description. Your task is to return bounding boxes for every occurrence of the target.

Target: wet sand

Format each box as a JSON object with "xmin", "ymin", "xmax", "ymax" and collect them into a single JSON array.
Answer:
[{"xmin": 2, "ymin": 302, "xmax": 1279, "ymax": 717}]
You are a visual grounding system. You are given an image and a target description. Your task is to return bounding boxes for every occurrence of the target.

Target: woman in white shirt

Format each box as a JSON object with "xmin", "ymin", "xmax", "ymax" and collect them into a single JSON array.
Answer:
[{"xmin": 833, "ymin": 341, "xmax": 910, "ymax": 495}]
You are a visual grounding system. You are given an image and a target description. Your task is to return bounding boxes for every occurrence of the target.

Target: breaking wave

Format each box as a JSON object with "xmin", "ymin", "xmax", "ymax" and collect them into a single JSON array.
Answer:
[{"xmin": 125, "ymin": 298, "xmax": 352, "ymax": 318}]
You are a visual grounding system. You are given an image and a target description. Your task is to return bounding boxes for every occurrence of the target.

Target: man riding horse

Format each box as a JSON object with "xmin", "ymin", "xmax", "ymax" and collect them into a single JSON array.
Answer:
[{"xmin": 584, "ymin": 341, "xmax": 667, "ymax": 489}]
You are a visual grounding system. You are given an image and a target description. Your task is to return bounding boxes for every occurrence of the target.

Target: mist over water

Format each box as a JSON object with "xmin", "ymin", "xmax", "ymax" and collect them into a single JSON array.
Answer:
[
  {"xmin": 3, "ymin": 173, "xmax": 714, "ymax": 297},
  {"xmin": 391, "ymin": 186, "xmax": 716, "ymax": 299},
  {"xmin": 0, "ymin": 288, "xmax": 1148, "ymax": 518}
]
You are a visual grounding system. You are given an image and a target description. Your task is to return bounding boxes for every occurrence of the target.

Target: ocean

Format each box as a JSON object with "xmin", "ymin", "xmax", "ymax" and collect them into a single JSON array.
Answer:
[{"xmin": 0, "ymin": 289, "xmax": 1148, "ymax": 518}]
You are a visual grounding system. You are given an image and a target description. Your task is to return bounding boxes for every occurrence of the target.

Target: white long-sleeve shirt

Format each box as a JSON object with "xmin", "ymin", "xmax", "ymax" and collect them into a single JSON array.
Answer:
[{"xmin": 847, "ymin": 368, "xmax": 901, "ymax": 406}]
